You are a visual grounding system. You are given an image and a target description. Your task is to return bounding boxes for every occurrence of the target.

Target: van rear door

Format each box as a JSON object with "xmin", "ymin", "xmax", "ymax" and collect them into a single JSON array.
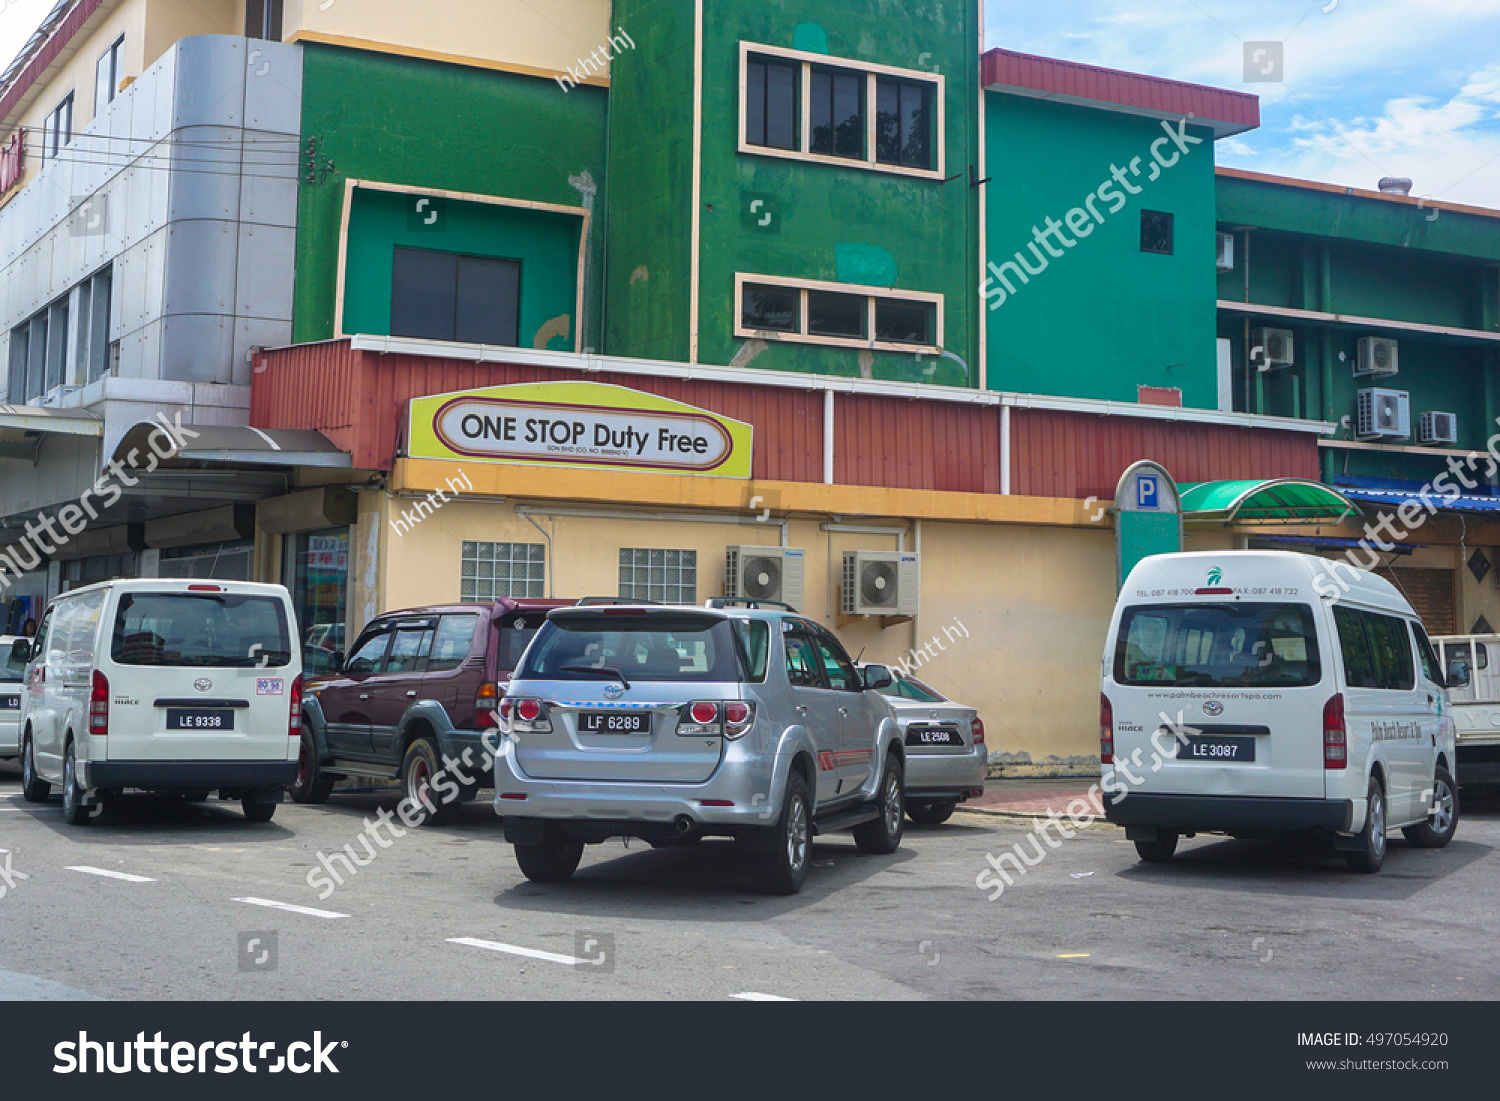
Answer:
[
  {"xmin": 1105, "ymin": 600, "xmax": 1329, "ymax": 799},
  {"xmin": 102, "ymin": 587, "xmax": 298, "ymax": 763}
]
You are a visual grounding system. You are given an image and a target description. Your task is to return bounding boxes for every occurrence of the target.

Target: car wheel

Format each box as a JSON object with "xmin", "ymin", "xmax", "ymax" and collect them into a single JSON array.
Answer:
[
  {"xmin": 20, "ymin": 731, "xmax": 50, "ymax": 803},
  {"xmin": 853, "ymin": 754, "xmax": 906, "ymax": 855},
  {"xmin": 290, "ymin": 729, "xmax": 335, "ymax": 805},
  {"xmin": 401, "ymin": 737, "xmax": 458, "ymax": 825},
  {"xmin": 1402, "ymin": 766, "xmax": 1459, "ymax": 849},
  {"xmin": 1134, "ymin": 830, "xmax": 1179, "ymax": 863},
  {"xmin": 747, "ymin": 773, "xmax": 812, "ymax": 895},
  {"xmin": 906, "ymin": 798, "xmax": 957, "ymax": 826},
  {"xmin": 1344, "ymin": 776, "xmax": 1387, "ymax": 873},
  {"xmin": 513, "ymin": 831, "xmax": 585, "ymax": 883},
  {"xmin": 61, "ymin": 742, "xmax": 91, "ymax": 826},
  {"xmin": 241, "ymin": 796, "xmax": 277, "ymax": 823}
]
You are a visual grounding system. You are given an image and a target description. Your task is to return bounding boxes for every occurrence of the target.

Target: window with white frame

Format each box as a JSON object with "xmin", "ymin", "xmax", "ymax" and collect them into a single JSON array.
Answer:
[
  {"xmin": 41, "ymin": 92, "xmax": 73, "ymax": 160},
  {"xmin": 461, "ymin": 542, "xmax": 546, "ymax": 601},
  {"xmin": 96, "ymin": 36, "xmax": 124, "ymax": 113},
  {"xmin": 619, "ymin": 549, "xmax": 697, "ymax": 605},
  {"xmin": 736, "ymin": 274, "xmax": 942, "ymax": 353},
  {"xmin": 740, "ymin": 43, "xmax": 943, "ymax": 177}
]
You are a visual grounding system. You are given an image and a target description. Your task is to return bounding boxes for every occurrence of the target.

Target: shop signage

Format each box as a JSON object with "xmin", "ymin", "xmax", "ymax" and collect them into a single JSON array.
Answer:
[
  {"xmin": 408, "ymin": 381, "xmax": 753, "ymax": 479},
  {"xmin": 0, "ymin": 129, "xmax": 25, "ymax": 197}
]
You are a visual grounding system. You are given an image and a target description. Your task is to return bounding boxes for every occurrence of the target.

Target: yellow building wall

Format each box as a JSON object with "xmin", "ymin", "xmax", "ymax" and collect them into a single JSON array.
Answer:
[{"xmin": 283, "ymin": 0, "xmax": 613, "ymax": 81}]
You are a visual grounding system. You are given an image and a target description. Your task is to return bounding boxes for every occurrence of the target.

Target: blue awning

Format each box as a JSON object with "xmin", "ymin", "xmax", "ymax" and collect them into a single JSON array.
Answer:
[
  {"xmin": 1249, "ymin": 534, "xmax": 1421, "ymax": 552},
  {"xmin": 1337, "ymin": 487, "xmax": 1500, "ymax": 515}
]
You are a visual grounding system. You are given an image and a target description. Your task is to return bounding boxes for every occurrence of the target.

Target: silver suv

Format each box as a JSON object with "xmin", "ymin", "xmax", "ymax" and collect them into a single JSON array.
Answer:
[{"xmin": 493, "ymin": 604, "xmax": 907, "ymax": 894}]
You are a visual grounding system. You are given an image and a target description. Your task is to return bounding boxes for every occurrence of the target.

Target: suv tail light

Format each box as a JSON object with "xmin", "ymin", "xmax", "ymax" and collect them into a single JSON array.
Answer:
[
  {"xmin": 90, "ymin": 669, "xmax": 109, "ymax": 737},
  {"xmin": 289, "ymin": 675, "xmax": 303, "ymax": 737},
  {"xmin": 724, "ymin": 701, "xmax": 756, "ymax": 739},
  {"xmin": 1323, "ymin": 693, "xmax": 1347, "ymax": 769},
  {"xmin": 506, "ymin": 698, "xmax": 551, "ymax": 734},
  {"xmin": 970, "ymin": 717, "xmax": 985, "ymax": 745},
  {"xmin": 476, "ymin": 682, "xmax": 499, "ymax": 726},
  {"xmin": 1099, "ymin": 694, "xmax": 1113, "ymax": 765},
  {"xmin": 678, "ymin": 700, "xmax": 756, "ymax": 739}
]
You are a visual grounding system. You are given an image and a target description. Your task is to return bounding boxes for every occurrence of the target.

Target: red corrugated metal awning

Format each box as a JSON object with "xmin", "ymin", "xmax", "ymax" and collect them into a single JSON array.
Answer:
[{"xmin": 981, "ymin": 48, "xmax": 1259, "ymax": 138}]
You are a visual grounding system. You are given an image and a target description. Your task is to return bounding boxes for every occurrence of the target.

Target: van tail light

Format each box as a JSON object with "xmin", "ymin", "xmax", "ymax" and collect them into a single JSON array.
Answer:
[
  {"xmin": 508, "ymin": 698, "xmax": 550, "ymax": 733},
  {"xmin": 970, "ymin": 717, "xmax": 985, "ymax": 745},
  {"xmin": 1099, "ymin": 694, "xmax": 1114, "ymax": 765},
  {"xmin": 289, "ymin": 675, "xmax": 303, "ymax": 737},
  {"xmin": 1323, "ymin": 693, "xmax": 1347, "ymax": 769},
  {"xmin": 476, "ymin": 682, "xmax": 499, "ymax": 726},
  {"xmin": 89, "ymin": 669, "xmax": 109, "ymax": 737}
]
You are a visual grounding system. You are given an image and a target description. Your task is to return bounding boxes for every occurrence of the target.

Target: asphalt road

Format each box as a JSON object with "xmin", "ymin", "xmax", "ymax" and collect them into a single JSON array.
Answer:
[{"xmin": 1, "ymin": 764, "xmax": 1496, "ymax": 1001}]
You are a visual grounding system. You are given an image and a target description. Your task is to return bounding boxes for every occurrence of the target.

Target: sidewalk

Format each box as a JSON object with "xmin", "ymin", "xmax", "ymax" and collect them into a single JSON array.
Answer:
[{"xmin": 960, "ymin": 778, "xmax": 1104, "ymax": 820}]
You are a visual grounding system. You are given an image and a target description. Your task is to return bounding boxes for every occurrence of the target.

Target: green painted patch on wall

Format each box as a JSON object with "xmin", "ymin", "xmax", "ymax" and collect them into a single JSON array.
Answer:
[
  {"xmin": 793, "ymin": 22, "xmax": 829, "ymax": 53},
  {"xmin": 342, "ymin": 188, "xmax": 582, "ymax": 349},
  {"xmin": 834, "ymin": 243, "xmax": 898, "ymax": 287}
]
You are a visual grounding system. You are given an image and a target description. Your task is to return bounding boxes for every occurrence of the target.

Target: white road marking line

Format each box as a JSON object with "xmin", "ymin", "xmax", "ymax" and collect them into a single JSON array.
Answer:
[
  {"xmin": 67, "ymin": 866, "xmax": 156, "ymax": 883},
  {"xmin": 731, "ymin": 991, "xmax": 796, "ymax": 1001},
  {"xmin": 232, "ymin": 896, "xmax": 348, "ymax": 920},
  {"xmin": 447, "ymin": 937, "xmax": 581, "ymax": 966}
]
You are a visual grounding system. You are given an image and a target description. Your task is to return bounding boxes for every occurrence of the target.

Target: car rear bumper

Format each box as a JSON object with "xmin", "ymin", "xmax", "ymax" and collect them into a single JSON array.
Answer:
[
  {"xmin": 1104, "ymin": 792, "xmax": 1354, "ymax": 834},
  {"xmin": 905, "ymin": 748, "xmax": 986, "ymax": 798},
  {"xmin": 0, "ymin": 717, "xmax": 17, "ymax": 757},
  {"xmin": 81, "ymin": 760, "xmax": 298, "ymax": 791}
]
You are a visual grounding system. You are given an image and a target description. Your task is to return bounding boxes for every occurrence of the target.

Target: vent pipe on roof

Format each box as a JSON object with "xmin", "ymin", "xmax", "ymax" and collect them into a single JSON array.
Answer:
[{"xmin": 1377, "ymin": 177, "xmax": 1413, "ymax": 195}]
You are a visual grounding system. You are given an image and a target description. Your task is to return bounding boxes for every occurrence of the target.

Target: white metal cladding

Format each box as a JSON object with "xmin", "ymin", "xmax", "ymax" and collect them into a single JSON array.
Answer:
[{"xmin": 0, "ymin": 36, "xmax": 303, "ymax": 397}]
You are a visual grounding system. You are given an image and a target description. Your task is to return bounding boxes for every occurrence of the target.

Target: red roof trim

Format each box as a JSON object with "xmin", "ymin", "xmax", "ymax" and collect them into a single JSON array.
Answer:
[
  {"xmin": 0, "ymin": 0, "xmax": 105, "ymax": 128},
  {"xmin": 981, "ymin": 47, "xmax": 1259, "ymax": 138}
]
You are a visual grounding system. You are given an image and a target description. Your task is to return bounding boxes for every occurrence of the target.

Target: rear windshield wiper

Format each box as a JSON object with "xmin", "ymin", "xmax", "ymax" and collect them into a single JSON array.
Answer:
[{"xmin": 559, "ymin": 664, "xmax": 632, "ymax": 690}]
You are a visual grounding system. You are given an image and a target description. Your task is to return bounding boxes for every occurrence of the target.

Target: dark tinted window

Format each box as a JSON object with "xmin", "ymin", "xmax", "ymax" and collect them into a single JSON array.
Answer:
[
  {"xmin": 427, "ymin": 614, "xmax": 480, "ymax": 673},
  {"xmin": 112, "ymin": 593, "xmax": 292, "ymax": 668},
  {"xmin": 875, "ymin": 78, "xmax": 932, "ymax": 168},
  {"xmin": 1140, "ymin": 210, "xmax": 1174, "ymax": 255},
  {"xmin": 811, "ymin": 630, "xmax": 859, "ymax": 691},
  {"xmin": 1115, "ymin": 603, "xmax": 1322, "ymax": 688},
  {"xmin": 742, "ymin": 283, "xmax": 799, "ymax": 332},
  {"xmin": 1412, "ymin": 622, "xmax": 1442, "ymax": 684},
  {"xmin": 1334, "ymin": 606, "xmax": 1415, "ymax": 690},
  {"xmin": 520, "ymin": 615, "xmax": 740, "ymax": 682},
  {"xmin": 391, "ymin": 249, "xmax": 520, "ymax": 347},
  {"xmin": 746, "ymin": 56, "xmax": 798, "ymax": 150},
  {"xmin": 2, "ymin": 639, "xmax": 29, "ymax": 681},
  {"xmin": 383, "ymin": 625, "xmax": 433, "ymax": 674},
  {"xmin": 783, "ymin": 630, "xmax": 824, "ymax": 688},
  {"xmin": 733, "ymin": 619, "xmax": 770, "ymax": 683},
  {"xmin": 875, "ymin": 298, "xmax": 933, "ymax": 345},
  {"xmin": 810, "ymin": 68, "xmax": 863, "ymax": 158},
  {"xmin": 808, "ymin": 290, "xmax": 865, "ymax": 338},
  {"xmin": 343, "ymin": 627, "xmax": 392, "ymax": 675}
]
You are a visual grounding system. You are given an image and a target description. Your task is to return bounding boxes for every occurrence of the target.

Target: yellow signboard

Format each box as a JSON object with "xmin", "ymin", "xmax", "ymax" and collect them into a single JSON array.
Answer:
[{"xmin": 407, "ymin": 381, "xmax": 754, "ymax": 479}]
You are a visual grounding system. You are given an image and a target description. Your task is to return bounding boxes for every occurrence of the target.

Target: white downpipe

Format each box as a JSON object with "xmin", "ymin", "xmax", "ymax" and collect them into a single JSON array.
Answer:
[
  {"xmin": 1000, "ymin": 403, "xmax": 1012, "ymax": 495},
  {"xmin": 823, "ymin": 388, "xmax": 835, "ymax": 484}
]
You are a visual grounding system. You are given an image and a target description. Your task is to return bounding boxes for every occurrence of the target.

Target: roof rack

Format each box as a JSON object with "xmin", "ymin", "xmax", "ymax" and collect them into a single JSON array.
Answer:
[
  {"xmin": 575, "ymin": 596, "xmax": 663, "ymax": 606},
  {"xmin": 704, "ymin": 597, "xmax": 798, "ymax": 612}
]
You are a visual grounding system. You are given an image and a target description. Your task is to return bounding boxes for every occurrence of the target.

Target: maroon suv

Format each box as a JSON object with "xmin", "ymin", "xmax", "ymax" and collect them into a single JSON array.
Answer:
[{"xmin": 292, "ymin": 598, "xmax": 573, "ymax": 822}]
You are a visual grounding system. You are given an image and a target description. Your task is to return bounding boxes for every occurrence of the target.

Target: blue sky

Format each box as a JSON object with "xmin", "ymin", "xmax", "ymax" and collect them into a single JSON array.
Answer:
[
  {"xmin": 986, "ymin": 0, "xmax": 1500, "ymax": 208},
  {"xmin": 3, "ymin": 0, "xmax": 1498, "ymax": 207}
]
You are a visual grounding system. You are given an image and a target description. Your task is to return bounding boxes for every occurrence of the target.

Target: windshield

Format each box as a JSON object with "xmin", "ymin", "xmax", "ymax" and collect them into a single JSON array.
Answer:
[
  {"xmin": 880, "ymin": 673, "xmax": 944, "ymax": 702},
  {"xmin": 111, "ymin": 593, "xmax": 294, "ymax": 668},
  {"xmin": 1114, "ymin": 602, "xmax": 1323, "ymax": 688},
  {"xmin": 519, "ymin": 614, "xmax": 741, "ymax": 682}
]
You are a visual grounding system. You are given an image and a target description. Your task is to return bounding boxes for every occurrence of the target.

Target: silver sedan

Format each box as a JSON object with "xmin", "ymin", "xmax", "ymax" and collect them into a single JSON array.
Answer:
[{"xmin": 867, "ymin": 668, "xmax": 986, "ymax": 825}]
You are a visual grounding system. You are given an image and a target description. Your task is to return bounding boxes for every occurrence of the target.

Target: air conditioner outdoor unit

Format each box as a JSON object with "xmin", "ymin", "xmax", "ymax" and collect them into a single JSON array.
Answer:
[
  {"xmin": 1356, "ymin": 388, "xmax": 1411, "ymax": 440},
  {"xmin": 841, "ymin": 551, "xmax": 919, "ymax": 617},
  {"xmin": 1250, "ymin": 327, "xmax": 1294, "ymax": 371},
  {"xmin": 725, "ymin": 546, "xmax": 805, "ymax": 611},
  {"xmin": 1216, "ymin": 232, "xmax": 1235, "ymax": 272},
  {"xmin": 1420, "ymin": 410, "xmax": 1458, "ymax": 446},
  {"xmin": 1354, "ymin": 336, "xmax": 1399, "ymax": 377}
]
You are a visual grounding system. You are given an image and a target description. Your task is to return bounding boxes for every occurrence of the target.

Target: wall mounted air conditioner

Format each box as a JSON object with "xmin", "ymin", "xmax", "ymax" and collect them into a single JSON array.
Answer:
[
  {"xmin": 1250, "ymin": 327, "xmax": 1294, "ymax": 371},
  {"xmin": 725, "ymin": 546, "xmax": 805, "ymax": 611},
  {"xmin": 841, "ymin": 551, "xmax": 919, "ymax": 617},
  {"xmin": 1216, "ymin": 232, "xmax": 1235, "ymax": 272},
  {"xmin": 1354, "ymin": 336, "xmax": 1399, "ymax": 377},
  {"xmin": 1356, "ymin": 387, "xmax": 1411, "ymax": 440},
  {"xmin": 1419, "ymin": 410, "xmax": 1458, "ymax": 446}
]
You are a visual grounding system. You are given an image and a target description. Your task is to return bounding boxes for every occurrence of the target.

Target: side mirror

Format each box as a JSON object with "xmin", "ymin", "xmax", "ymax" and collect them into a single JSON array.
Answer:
[
  {"xmin": 1446, "ymin": 661, "xmax": 1471, "ymax": 689},
  {"xmin": 330, "ymin": 651, "xmax": 346, "ymax": 672},
  {"xmin": 862, "ymin": 664, "xmax": 893, "ymax": 691},
  {"xmin": 11, "ymin": 638, "xmax": 32, "ymax": 663}
]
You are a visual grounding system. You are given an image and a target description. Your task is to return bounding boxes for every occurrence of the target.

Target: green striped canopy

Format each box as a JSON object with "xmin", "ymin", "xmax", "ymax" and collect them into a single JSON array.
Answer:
[{"xmin": 1177, "ymin": 479, "xmax": 1361, "ymax": 524}]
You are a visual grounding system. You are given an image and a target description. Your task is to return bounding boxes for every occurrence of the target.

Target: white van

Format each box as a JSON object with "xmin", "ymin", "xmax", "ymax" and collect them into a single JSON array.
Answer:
[
  {"xmin": 17, "ymin": 580, "xmax": 303, "ymax": 825},
  {"xmin": 0, "ymin": 635, "xmax": 27, "ymax": 759},
  {"xmin": 1101, "ymin": 551, "xmax": 1459, "ymax": 873}
]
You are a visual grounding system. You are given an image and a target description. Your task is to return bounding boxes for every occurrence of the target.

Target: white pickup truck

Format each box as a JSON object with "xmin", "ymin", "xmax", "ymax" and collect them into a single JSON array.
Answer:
[{"xmin": 1432, "ymin": 633, "xmax": 1500, "ymax": 794}]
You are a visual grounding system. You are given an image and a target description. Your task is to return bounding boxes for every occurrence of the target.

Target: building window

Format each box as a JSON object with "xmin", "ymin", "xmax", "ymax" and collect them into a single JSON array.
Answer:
[
  {"xmin": 619, "ymin": 548, "xmax": 697, "ymax": 605},
  {"xmin": 95, "ymin": 36, "xmax": 124, "ymax": 113},
  {"xmin": 740, "ymin": 43, "xmax": 943, "ymax": 177},
  {"xmin": 745, "ymin": 55, "xmax": 798, "ymax": 151},
  {"xmin": 1140, "ymin": 210, "xmax": 1174, "ymax": 255},
  {"xmin": 76, "ymin": 266, "xmax": 112, "ymax": 383},
  {"xmin": 245, "ymin": 0, "xmax": 284, "ymax": 40},
  {"xmin": 461, "ymin": 541, "xmax": 545, "ymax": 601},
  {"xmin": 736, "ymin": 274, "xmax": 942, "ymax": 353},
  {"xmin": 41, "ymin": 93, "xmax": 73, "ymax": 160},
  {"xmin": 391, "ymin": 248, "xmax": 521, "ymax": 346},
  {"xmin": 285, "ymin": 529, "xmax": 349, "ymax": 675}
]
